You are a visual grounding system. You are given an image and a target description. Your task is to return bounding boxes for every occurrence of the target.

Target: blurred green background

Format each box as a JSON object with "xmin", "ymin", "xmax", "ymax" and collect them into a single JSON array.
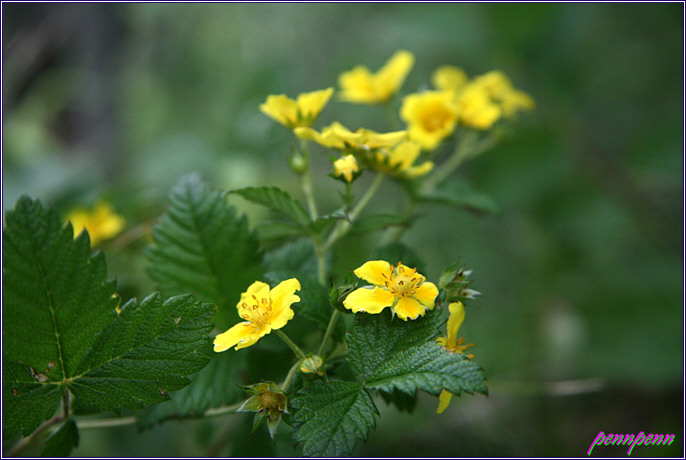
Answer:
[{"xmin": 3, "ymin": 3, "xmax": 683, "ymax": 457}]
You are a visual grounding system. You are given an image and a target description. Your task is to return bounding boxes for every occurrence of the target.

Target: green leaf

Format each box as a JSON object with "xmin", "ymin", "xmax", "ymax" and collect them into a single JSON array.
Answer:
[
  {"xmin": 422, "ymin": 179, "xmax": 500, "ymax": 215},
  {"xmin": 146, "ymin": 174, "xmax": 263, "ymax": 328},
  {"xmin": 68, "ymin": 293, "xmax": 215, "ymax": 412},
  {"xmin": 136, "ymin": 351, "xmax": 246, "ymax": 429},
  {"xmin": 2, "ymin": 196, "xmax": 215, "ymax": 439},
  {"xmin": 347, "ymin": 309, "xmax": 488, "ymax": 397},
  {"xmin": 230, "ymin": 186, "xmax": 311, "ymax": 228},
  {"xmin": 40, "ymin": 418, "xmax": 79, "ymax": 457},
  {"xmin": 291, "ymin": 381, "xmax": 378, "ymax": 457},
  {"xmin": 2, "ymin": 362, "xmax": 63, "ymax": 441}
]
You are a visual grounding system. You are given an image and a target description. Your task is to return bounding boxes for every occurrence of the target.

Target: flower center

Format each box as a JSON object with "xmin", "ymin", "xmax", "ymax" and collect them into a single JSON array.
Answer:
[
  {"xmin": 384, "ymin": 263, "xmax": 423, "ymax": 297},
  {"xmin": 240, "ymin": 295, "xmax": 273, "ymax": 327},
  {"xmin": 421, "ymin": 105, "xmax": 451, "ymax": 132}
]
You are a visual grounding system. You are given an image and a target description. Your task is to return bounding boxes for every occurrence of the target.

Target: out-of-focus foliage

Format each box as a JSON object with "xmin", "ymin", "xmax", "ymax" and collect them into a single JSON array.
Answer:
[{"xmin": 2, "ymin": 3, "xmax": 682, "ymax": 457}]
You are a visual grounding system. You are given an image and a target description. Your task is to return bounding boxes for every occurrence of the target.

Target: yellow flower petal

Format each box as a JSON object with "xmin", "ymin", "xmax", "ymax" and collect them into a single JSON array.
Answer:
[
  {"xmin": 260, "ymin": 94, "xmax": 299, "ymax": 128},
  {"xmin": 214, "ymin": 322, "xmax": 267, "ymax": 352},
  {"xmin": 268, "ymin": 278, "xmax": 300, "ymax": 330},
  {"xmin": 66, "ymin": 201, "xmax": 126, "ymax": 246},
  {"xmin": 333, "ymin": 155, "xmax": 359, "ymax": 182},
  {"xmin": 353, "ymin": 260, "xmax": 393, "ymax": 287},
  {"xmin": 432, "ymin": 65, "xmax": 468, "ymax": 93},
  {"xmin": 437, "ymin": 389, "xmax": 454, "ymax": 414},
  {"xmin": 338, "ymin": 50, "xmax": 414, "ymax": 105},
  {"xmin": 239, "ymin": 281, "xmax": 270, "ymax": 306},
  {"xmin": 343, "ymin": 286, "xmax": 395, "ymax": 314},
  {"xmin": 413, "ymin": 282, "xmax": 439, "ymax": 309},
  {"xmin": 296, "ymin": 87, "xmax": 334, "ymax": 121},
  {"xmin": 393, "ymin": 296, "xmax": 426, "ymax": 321},
  {"xmin": 446, "ymin": 301, "xmax": 466, "ymax": 346}
]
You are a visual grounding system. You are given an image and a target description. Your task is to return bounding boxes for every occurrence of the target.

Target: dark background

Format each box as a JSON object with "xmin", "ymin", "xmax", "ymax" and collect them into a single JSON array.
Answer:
[{"xmin": 3, "ymin": 3, "xmax": 683, "ymax": 457}]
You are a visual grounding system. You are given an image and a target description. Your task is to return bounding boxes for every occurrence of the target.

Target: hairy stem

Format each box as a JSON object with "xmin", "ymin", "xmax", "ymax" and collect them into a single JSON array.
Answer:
[{"xmin": 6, "ymin": 413, "xmax": 64, "ymax": 457}]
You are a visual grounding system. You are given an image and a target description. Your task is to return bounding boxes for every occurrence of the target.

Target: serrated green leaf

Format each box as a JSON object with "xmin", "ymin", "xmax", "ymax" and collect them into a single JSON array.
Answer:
[
  {"xmin": 68, "ymin": 293, "xmax": 215, "ymax": 412},
  {"xmin": 421, "ymin": 180, "xmax": 500, "ymax": 215},
  {"xmin": 230, "ymin": 186, "xmax": 311, "ymax": 228},
  {"xmin": 2, "ymin": 196, "xmax": 216, "ymax": 439},
  {"xmin": 347, "ymin": 309, "xmax": 488, "ymax": 397},
  {"xmin": 378, "ymin": 388, "xmax": 418, "ymax": 413},
  {"xmin": 146, "ymin": 174, "xmax": 263, "ymax": 328},
  {"xmin": 40, "ymin": 418, "xmax": 79, "ymax": 457},
  {"xmin": 263, "ymin": 238, "xmax": 319, "ymax": 279},
  {"xmin": 2, "ymin": 361, "xmax": 63, "ymax": 441},
  {"xmin": 136, "ymin": 351, "xmax": 246, "ymax": 429},
  {"xmin": 291, "ymin": 381, "xmax": 378, "ymax": 457}
]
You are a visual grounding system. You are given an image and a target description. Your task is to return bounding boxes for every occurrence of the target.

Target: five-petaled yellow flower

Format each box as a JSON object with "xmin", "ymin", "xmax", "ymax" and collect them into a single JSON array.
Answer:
[
  {"xmin": 214, "ymin": 278, "xmax": 301, "ymax": 352},
  {"xmin": 436, "ymin": 301, "xmax": 474, "ymax": 414},
  {"xmin": 344, "ymin": 260, "xmax": 439, "ymax": 321},
  {"xmin": 471, "ymin": 70, "xmax": 535, "ymax": 118},
  {"xmin": 260, "ymin": 88, "xmax": 334, "ymax": 129},
  {"xmin": 338, "ymin": 50, "xmax": 415, "ymax": 105},
  {"xmin": 400, "ymin": 91, "xmax": 460, "ymax": 150},
  {"xmin": 333, "ymin": 154, "xmax": 360, "ymax": 182},
  {"xmin": 295, "ymin": 121, "xmax": 407, "ymax": 152},
  {"xmin": 67, "ymin": 200, "xmax": 125, "ymax": 246}
]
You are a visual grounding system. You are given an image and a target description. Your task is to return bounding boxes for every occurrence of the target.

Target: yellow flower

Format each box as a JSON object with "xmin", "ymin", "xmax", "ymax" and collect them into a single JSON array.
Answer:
[
  {"xmin": 373, "ymin": 141, "xmax": 434, "ymax": 179},
  {"xmin": 472, "ymin": 70, "xmax": 534, "ymax": 118},
  {"xmin": 436, "ymin": 301, "xmax": 474, "ymax": 414},
  {"xmin": 66, "ymin": 200, "xmax": 125, "ymax": 246},
  {"xmin": 344, "ymin": 260, "xmax": 439, "ymax": 321},
  {"xmin": 338, "ymin": 50, "xmax": 415, "ymax": 105},
  {"xmin": 295, "ymin": 121, "xmax": 406, "ymax": 152},
  {"xmin": 455, "ymin": 84, "xmax": 502, "ymax": 130},
  {"xmin": 431, "ymin": 65, "xmax": 468, "ymax": 94},
  {"xmin": 400, "ymin": 91, "xmax": 459, "ymax": 150},
  {"xmin": 259, "ymin": 88, "xmax": 334, "ymax": 129},
  {"xmin": 214, "ymin": 278, "xmax": 300, "ymax": 352},
  {"xmin": 333, "ymin": 154, "xmax": 360, "ymax": 182}
]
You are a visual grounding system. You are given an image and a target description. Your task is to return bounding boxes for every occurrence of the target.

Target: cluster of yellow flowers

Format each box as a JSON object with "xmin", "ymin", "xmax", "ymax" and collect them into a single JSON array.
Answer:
[{"xmin": 259, "ymin": 50, "xmax": 533, "ymax": 183}]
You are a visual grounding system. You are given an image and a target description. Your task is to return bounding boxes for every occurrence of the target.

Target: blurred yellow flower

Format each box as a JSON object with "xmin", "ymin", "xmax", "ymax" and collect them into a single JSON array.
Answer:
[
  {"xmin": 344, "ymin": 260, "xmax": 439, "ymax": 321},
  {"xmin": 260, "ymin": 88, "xmax": 334, "ymax": 129},
  {"xmin": 67, "ymin": 201, "xmax": 125, "ymax": 246},
  {"xmin": 455, "ymin": 84, "xmax": 502, "ymax": 130},
  {"xmin": 214, "ymin": 278, "xmax": 300, "ymax": 352},
  {"xmin": 431, "ymin": 65, "xmax": 468, "ymax": 94},
  {"xmin": 472, "ymin": 70, "xmax": 535, "ymax": 118},
  {"xmin": 373, "ymin": 141, "xmax": 434, "ymax": 179},
  {"xmin": 436, "ymin": 301, "xmax": 474, "ymax": 414},
  {"xmin": 333, "ymin": 154, "xmax": 360, "ymax": 182},
  {"xmin": 295, "ymin": 121, "xmax": 406, "ymax": 152},
  {"xmin": 338, "ymin": 50, "xmax": 415, "ymax": 105},
  {"xmin": 400, "ymin": 91, "xmax": 459, "ymax": 150}
]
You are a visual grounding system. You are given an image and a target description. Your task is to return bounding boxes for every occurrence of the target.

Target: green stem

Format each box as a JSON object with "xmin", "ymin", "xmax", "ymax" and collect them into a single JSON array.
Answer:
[
  {"xmin": 421, "ymin": 131, "xmax": 477, "ymax": 194},
  {"xmin": 281, "ymin": 360, "xmax": 302, "ymax": 392},
  {"xmin": 317, "ymin": 310, "xmax": 341, "ymax": 356},
  {"xmin": 324, "ymin": 171, "xmax": 385, "ymax": 251},
  {"xmin": 6, "ymin": 413, "xmax": 64, "ymax": 456},
  {"xmin": 299, "ymin": 139, "xmax": 318, "ymax": 221},
  {"xmin": 314, "ymin": 238, "xmax": 327, "ymax": 285},
  {"xmin": 275, "ymin": 330, "xmax": 307, "ymax": 360}
]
